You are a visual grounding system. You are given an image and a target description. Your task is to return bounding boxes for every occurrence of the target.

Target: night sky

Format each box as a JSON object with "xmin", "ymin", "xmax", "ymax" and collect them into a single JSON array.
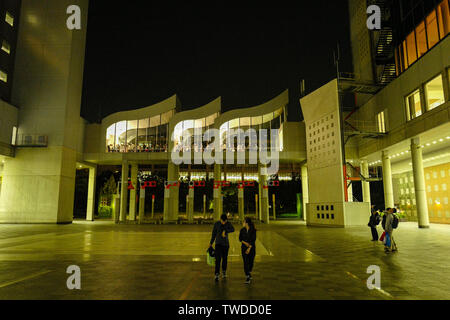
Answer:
[{"xmin": 81, "ymin": 1, "xmax": 353, "ymax": 123}]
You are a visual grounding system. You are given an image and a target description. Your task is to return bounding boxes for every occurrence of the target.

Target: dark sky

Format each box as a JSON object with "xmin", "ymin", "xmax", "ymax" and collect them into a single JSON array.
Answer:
[{"xmin": 81, "ymin": 1, "xmax": 353, "ymax": 123}]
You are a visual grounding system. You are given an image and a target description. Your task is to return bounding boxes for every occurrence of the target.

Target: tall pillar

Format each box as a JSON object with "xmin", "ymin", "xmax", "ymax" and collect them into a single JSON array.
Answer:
[
  {"xmin": 238, "ymin": 187, "xmax": 244, "ymax": 222},
  {"xmin": 382, "ymin": 151, "xmax": 394, "ymax": 209},
  {"xmin": 129, "ymin": 163, "xmax": 138, "ymax": 221},
  {"xmin": 301, "ymin": 165, "xmax": 309, "ymax": 221},
  {"xmin": 411, "ymin": 138, "xmax": 430, "ymax": 228},
  {"xmin": 213, "ymin": 164, "xmax": 222, "ymax": 221},
  {"xmin": 187, "ymin": 184, "xmax": 194, "ymax": 223},
  {"xmin": 86, "ymin": 166, "xmax": 97, "ymax": 221},
  {"xmin": 164, "ymin": 162, "xmax": 179, "ymax": 222},
  {"xmin": 361, "ymin": 160, "xmax": 371, "ymax": 204},
  {"xmin": 259, "ymin": 165, "xmax": 269, "ymax": 224},
  {"xmin": 120, "ymin": 160, "xmax": 129, "ymax": 222},
  {"xmin": 138, "ymin": 187, "xmax": 145, "ymax": 223}
]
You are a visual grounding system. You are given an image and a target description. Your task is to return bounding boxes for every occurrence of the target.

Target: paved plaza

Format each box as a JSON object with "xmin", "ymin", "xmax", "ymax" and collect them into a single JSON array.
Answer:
[{"xmin": 0, "ymin": 220, "xmax": 449, "ymax": 300}]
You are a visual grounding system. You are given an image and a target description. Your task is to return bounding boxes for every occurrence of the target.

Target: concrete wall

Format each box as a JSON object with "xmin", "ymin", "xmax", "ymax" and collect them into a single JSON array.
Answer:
[{"xmin": 0, "ymin": 0, "xmax": 89, "ymax": 223}]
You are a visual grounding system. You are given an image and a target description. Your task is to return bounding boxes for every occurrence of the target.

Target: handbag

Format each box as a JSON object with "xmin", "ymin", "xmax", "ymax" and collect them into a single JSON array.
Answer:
[
  {"xmin": 379, "ymin": 231, "xmax": 386, "ymax": 242},
  {"xmin": 206, "ymin": 247, "xmax": 216, "ymax": 267}
]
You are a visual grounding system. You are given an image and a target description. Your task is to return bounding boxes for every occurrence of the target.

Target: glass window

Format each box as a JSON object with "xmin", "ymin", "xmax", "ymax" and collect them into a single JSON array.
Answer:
[
  {"xmin": 376, "ymin": 111, "xmax": 386, "ymax": 133},
  {"xmin": 11, "ymin": 126, "xmax": 17, "ymax": 145},
  {"xmin": 240, "ymin": 117, "xmax": 250, "ymax": 128},
  {"xmin": 126, "ymin": 120, "xmax": 137, "ymax": 152},
  {"xmin": 5, "ymin": 12, "xmax": 14, "ymax": 27},
  {"xmin": 115, "ymin": 121, "xmax": 127, "ymax": 152},
  {"xmin": 406, "ymin": 89, "xmax": 422, "ymax": 121},
  {"xmin": 402, "ymin": 40, "xmax": 408, "ymax": 68},
  {"xmin": 406, "ymin": 31, "xmax": 417, "ymax": 66},
  {"xmin": 437, "ymin": 0, "xmax": 450, "ymax": 38},
  {"xmin": 263, "ymin": 112, "xmax": 274, "ymax": 124},
  {"xmin": 137, "ymin": 118, "xmax": 149, "ymax": 151},
  {"xmin": 106, "ymin": 124, "xmax": 116, "ymax": 152},
  {"xmin": 0, "ymin": 70, "xmax": 7, "ymax": 83},
  {"xmin": 158, "ymin": 124, "xmax": 168, "ymax": 152},
  {"xmin": 229, "ymin": 118, "xmax": 239, "ymax": 129},
  {"xmin": 149, "ymin": 115, "xmax": 160, "ymax": 128},
  {"xmin": 425, "ymin": 75, "xmax": 445, "ymax": 111},
  {"xmin": 1, "ymin": 40, "xmax": 10, "ymax": 54},
  {"xmin": 427, "ymin": 10, "xmax": 440, "ymax": 49},
  {"xmin": 251, "ymin": 116, "xmax": 262, "ymax": 126},
  {"xmin": 415, "ymin": 22, "xmax": 427, "ymax": 58}
]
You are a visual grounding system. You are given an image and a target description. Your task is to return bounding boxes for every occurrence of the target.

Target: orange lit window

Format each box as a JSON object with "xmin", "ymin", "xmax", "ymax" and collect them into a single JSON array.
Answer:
[
  {"xmin": 427, "ymin": 10, "xmax": 440, "ymax": 48},
  {"xmin": 402, "ymin": 40, "xmax": 408, "ymax": 68},
  {"xmin": 416, "ymin": 22, "xmax": 428, "ymax": 57},
  {"xmin": 406, "ymin": 31, "xmax": 417, "ymax": 66},
  {"xmin": 437, "ymin": 0, "xmax": 450, "ymax": 38}
]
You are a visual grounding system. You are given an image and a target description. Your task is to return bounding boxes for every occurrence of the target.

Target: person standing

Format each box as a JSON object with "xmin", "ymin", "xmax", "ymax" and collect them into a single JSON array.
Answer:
[
  {"xmin": 368, "ymin": 209, "xmax": 381, "ymax": 241},
  {"xmin": 383, "ymin": 208, "xmax": 398, "ymax": 253},
  {"xmin": 209, "ymin": 213, "xmax": 235, "ymax": 281},
  {"xmin": 239, "ymin": 217, "xmax": 257, "ymax": 284}
]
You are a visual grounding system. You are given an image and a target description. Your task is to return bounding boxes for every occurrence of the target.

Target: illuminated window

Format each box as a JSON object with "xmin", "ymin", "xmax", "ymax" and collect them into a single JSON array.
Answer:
[
  {"xmin": 115, "ymin": 121, "xmax": 127, "ymax": 152},
  {"xmin": 416, "ymin": 22, "xmax": 427, "ymax": 58},
  {"xmin": 437, "ymin": 0, "xmax": 450, "ymax": 38},
  {"xmin": 127, "ymin": 120, "xmax": 138, "ymax": 152},
  {"xmin": 406, "ymin": 31, "xmax": 417, "ymax": 66},
  {"xmin": 5, "ymin": 12, "xmax": 13, "ymax": 27},
  {"xmin": 406, "ymin": 89, "xmax": 422, "ymax": 121},
  {"xmin": 427, "ymin": 10, "xmax": 440, "ymax": 49},
  {"xmin": 0, "ymin": 70, "xmax": 7, "ymax": 83},
  {"xmin": 106, "ymin": 124, "xmax": 116, "ymax": 152},
  {"xmin": 376, "ymin": 110, "xmax": 386, "ymax": 133},
  {"xmin": 425, "ymin": 75, "xmax": 445, "ymax": 111},
  {"xmin": 1, "ymin": 40, "xmax": 10, "ymax": 54},
  {"xmin": 11, "ymin": 126, "xmax": 17, "ymax": 145}
]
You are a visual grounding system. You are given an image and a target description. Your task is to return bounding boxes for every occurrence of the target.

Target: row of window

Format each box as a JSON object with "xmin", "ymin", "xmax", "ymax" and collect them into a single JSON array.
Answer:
[
  {"xmin": 0, "ymin": 11, "xmax": 15, "ymax": 84},
  {"xmin": 405, "ymin": 70, "xmax": 449, "ymax": 121},
  {"xmin": 173, "ymin": 108, "xmax": 285, "ymax": 152},
  {"xmin": 106, "ymin": 110, "xmax": 174, "ymax": 153},
  {"xmin": 395, "ymin": 0, "xmax": 450, "ymax": 75}
]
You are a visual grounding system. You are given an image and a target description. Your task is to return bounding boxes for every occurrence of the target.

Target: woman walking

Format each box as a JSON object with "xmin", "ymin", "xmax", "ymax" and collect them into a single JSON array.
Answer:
[{"xmin": 239, "ymin": 217, "xmax": 257, "ymax": 284}]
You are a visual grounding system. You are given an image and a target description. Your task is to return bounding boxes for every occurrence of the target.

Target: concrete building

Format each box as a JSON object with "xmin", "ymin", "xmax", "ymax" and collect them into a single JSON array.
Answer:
[{"xmin": 0, "ymin": 0, "xmax": 449, "ymax": 228}]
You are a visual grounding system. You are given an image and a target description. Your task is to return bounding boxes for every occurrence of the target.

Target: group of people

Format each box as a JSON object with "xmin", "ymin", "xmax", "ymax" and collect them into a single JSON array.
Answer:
[
  {"xmin": 107, "ymin": 143, "xmax": 168, "ymax": 153},
  {"xmin": 208, "ymin": 214, "xmax": 256, "ymax": 284},
  {"xmin": 368, "ymin": 207, "xmax": 398, "ymax": 253}
]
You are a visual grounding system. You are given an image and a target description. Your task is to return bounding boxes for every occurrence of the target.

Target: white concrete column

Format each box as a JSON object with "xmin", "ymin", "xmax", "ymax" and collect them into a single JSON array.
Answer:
[
  {"xmin": 164, "ymin": 162, "xmax": 179, "ymax": 222},
  {"xmin": 120, "ymin": 160, "xmax": 129, "ymax": 222},
  {"xmin": 361, "ymin": 160, "xmax": 371, "ymax": 204},
  {"xmin": 301, "ymin": 165, "xmax": 309, "ymax": 221},
  {"xmin": 258, "ymin": 165, "xmax": 269, "ymax": 224},
  {"xmin": 129, "ymin": 163, "xmax": 138, "ymax": 221},
  {"xmin": 139, "ymin": 187, "xmax": 145, "ymax": 223},
  {"xmin": 382, "ymin": 151, "xmax": 394, "ymax": 209},
  {"xmin": 213, "ymin": 164, "xmax": 222, "ymax": 221},
  {"xmin": 238, "ymin": 171, "xmax": 244, "ymax": 221},
  {"xmin": 411, "ymin": 138, "xmax": 430, "ymax": 228},
  {"xmin": 187, "ymin": 184, "xmax": 194, "ymax": 223},
  {"xmin": 86, "ymin": 166, "xmax": 97, "ymax": 221},
  {"xmin": 346, "ymin": 165, "xmax": 353, "ymax": 202}
]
